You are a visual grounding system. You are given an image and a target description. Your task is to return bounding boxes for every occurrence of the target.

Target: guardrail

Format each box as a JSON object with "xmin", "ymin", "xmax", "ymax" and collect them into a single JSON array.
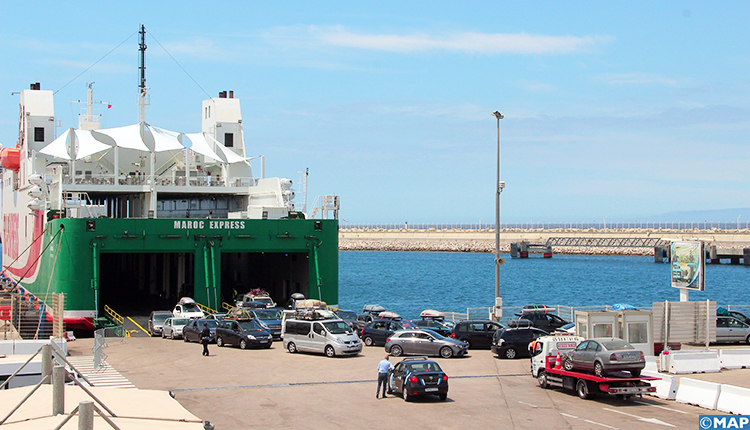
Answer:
[
  {"xmin": 196, "ymin": 302, "xmax": 217, "ymax": 315},
  {"xmin": 342, "ymin": 222, "xmax": 750, "ymax": 231}
]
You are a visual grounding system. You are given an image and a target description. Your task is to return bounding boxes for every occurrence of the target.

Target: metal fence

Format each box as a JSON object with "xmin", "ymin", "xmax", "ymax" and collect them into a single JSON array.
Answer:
[{"xmin": 343, "ymin": 222, "xmax": 750, "ymax": 231}]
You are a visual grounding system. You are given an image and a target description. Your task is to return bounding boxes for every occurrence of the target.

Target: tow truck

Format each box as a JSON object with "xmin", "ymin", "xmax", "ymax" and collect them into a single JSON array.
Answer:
[{"xmin": 530, "ymin": 335, "xmax": 658, "ymax": 400}]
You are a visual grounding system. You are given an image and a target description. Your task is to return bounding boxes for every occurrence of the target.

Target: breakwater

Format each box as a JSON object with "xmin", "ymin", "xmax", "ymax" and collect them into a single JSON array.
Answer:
[{"xmin": 339, "ymin": 228, "xmax": 750, "ymax": 255}]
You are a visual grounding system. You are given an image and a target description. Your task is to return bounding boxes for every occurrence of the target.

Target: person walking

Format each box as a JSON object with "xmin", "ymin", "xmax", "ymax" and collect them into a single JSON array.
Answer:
[
  {"xmin": 376, "ymin": 354, "xmax": 394, "ymax": 398},
  {"xmin": 201, "ymin": 323, "xmax": 211, "ymax": 356}
]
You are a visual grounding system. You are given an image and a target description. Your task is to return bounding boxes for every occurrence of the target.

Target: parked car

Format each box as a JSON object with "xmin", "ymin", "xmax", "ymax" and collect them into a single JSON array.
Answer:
[
  {"xmin": 162, "ymin": 317, "xmax": 190, "ymax": 339},
  {"xmin": 491, "ymin": 326, "xmax": 549, "ymax": 359},
  {"xmin": 716, "ymin": 316, "xmax": 750, "ymax": 344},
  {"xmin": 387, "ymin": 357, "xmax": 449, "ymax": 402},
  {"xmin": 562, "ymin": 338, "xmax": 646, "ymax": 377},
  {"xmin": 216, "ymin": 319, "xmax": 273, "ymax": 349},
  {"xmin": 183, "ymin": 319, "xmax": 219, "ymax": 343},
  {"xmin": 238, "ymin": 294, "xmax": 276, "ymax": 308},
  {"xmin": 385, "ymin": 329, "xmax": 468, "ymax": 358},
  {"xmin": 413, "ymin": 319, "xmax": 454, "ymax": 337},
  {"xmin": 361, "ymin": 319, "xmax": 411, "ymax": 346},
  {"xmin": 451, "ymin": 320, "xmax": 505, "ymax": 349},
  {"xmin": 553, "ymin": 322, "xmax": 576, "ymax": 335},
  {"xmin": 205, "ymin": 312, "xmax": 227, "ymax": 320},
  {"xmin": 514, "ymin": 311, "xmax": 568, "ymax": 332},
  {"xmin": 172, "ymin": 302, "xmax": 204, "ymax": 319},
  {"xmin": 247, "ymin": 308, "xmax": 284, "ymax": 339},
  {"xmin": 728, "ymin": 311, "xmax": 750, "ymax": 326},
  {"xmin": 283, "ymin": 318, "xmax": 362, "ymax": 357},
  {"xmin": 334, "ymin": 310, "xmax": 361, "ymax": 330},
  {"xmin": 148, "ymin": 310, "xmax": 173, "ymax": 337}
]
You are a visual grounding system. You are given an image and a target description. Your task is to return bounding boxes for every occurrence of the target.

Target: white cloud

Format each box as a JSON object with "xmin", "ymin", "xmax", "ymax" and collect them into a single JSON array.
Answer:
[{"xmin": 266, "ymin": 25, "xmax": 609, "ymax": 55}]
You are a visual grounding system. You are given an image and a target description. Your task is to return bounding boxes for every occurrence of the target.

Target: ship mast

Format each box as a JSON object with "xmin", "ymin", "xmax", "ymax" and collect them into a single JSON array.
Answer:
[{"xmin": 138, "ymin": 24, "xmax": 148, "ymax": 123}]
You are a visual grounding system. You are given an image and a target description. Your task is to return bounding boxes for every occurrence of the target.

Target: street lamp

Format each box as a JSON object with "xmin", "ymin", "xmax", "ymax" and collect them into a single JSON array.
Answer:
[{"xmin": 492, "ymin": 111, "xmax": 504, "ymax": 318}]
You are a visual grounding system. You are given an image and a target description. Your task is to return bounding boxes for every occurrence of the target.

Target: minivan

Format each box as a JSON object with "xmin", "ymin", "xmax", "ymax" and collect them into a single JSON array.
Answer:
[{"xmin": 283, "ymin": 318, "xmax": 362, "ymax": 357}]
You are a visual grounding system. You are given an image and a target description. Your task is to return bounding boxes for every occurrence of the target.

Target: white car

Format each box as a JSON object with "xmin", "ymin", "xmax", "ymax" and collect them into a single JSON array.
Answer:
[
  {"xmin": 162, "ymin": 317, "xmax": 190, "ymax": 339},
  {"xmin": 173, "ymin": 302, "xmax": 205, "ymax": 319}
]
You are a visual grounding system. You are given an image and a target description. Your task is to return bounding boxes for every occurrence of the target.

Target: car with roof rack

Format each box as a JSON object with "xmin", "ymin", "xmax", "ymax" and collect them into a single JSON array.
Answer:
[
  {"xmin": 492, "ymin": 322, "xmax": 549, "ymax": 359},
  {"xmin": 387, "ymin": 357, "xmax": 449, "ymax": 402}
]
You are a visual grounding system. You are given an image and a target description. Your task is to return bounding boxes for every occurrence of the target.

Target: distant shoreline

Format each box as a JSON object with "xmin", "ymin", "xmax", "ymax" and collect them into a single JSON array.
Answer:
[{"xmin": 338, "ymin": 228, "xmax": 750, "ymax": 255}]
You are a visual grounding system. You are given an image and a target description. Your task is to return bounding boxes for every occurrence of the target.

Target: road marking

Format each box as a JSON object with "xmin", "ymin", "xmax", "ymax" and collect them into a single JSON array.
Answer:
[
  {"xmin": 560, "ymin": 412, "xmax": 620, "ymax": 429},
  {"xmin": 517, "ymin": 401, "xmax": 538, "ymax": 408},
  {"xmin": 633, "ymin": 400, "xmax": 688, "ymax": 414},
  {"xmin": 603, "ymin": 407, "xmax": 676, "ymax": 427},
  {"xmin": 128, "ymin": 316, "xmax": 148, "ymax": 333}
]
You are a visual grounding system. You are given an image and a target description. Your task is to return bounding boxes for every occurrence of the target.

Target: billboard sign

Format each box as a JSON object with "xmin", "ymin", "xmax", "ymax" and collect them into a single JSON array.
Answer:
[{"xmin": 670, "ymin": 241, "xmax": 705, "ymax": 291}]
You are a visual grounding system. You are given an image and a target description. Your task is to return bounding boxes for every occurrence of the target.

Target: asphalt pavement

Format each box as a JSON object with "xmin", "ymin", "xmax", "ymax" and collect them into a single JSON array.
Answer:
[{"xmin": 65, "ymin": 336, "xmax": 748, "ymax": 430}]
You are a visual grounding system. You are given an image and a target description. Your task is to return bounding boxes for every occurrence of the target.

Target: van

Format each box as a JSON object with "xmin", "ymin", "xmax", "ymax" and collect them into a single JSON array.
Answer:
[{"xmin": 283, "ymin": 318, "xmax": 362, "ymax": 357}]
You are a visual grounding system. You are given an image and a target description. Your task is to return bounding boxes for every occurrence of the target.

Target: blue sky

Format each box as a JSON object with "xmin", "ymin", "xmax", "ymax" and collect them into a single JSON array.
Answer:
[{"xmin": 1, "ymin": 2, "xmax": 748, "ymax": 223}]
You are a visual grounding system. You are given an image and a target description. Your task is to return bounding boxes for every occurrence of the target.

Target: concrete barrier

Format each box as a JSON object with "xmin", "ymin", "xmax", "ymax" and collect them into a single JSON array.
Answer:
[
  {"xmin": 676, "ymin": 378, "xmax": 721, "ymax": 410},
  {"xmin": 0, "ymin": 338, "xmax": 67, "ymax": 356},
  {"xmin": 664, "ymin": 350, "xmax": 721, "ymax": 374},
  {"xmin": 719, "ymin": 349, "xmax": 750, "ymax": 370},
  {"xmin": 642, "ymin": 370, "xmax": 677, "ymax": 400},
  {"xmin": 644, "ymin": 356, "xmax": 658, "ymax": 372},
  {"xmin": 717, "ymin": 384, "xmax": 750, "ymax": 415}
]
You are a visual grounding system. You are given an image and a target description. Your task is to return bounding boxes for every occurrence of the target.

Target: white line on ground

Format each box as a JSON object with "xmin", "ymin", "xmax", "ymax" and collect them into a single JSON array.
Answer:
[
  {"xmin": 560, "ymin": 412, "xmax": 620, "ymax": 430},
  {"xmin": 602, "ymin": 407, "xmax": 676, "ymax": 427},
  {"xmin": 633, "ymin": 400, "xmax": 688, "ymax": 414},
  {"xmin": 517, "ymin": 401, "xmax": 538, "ymax": 408}
]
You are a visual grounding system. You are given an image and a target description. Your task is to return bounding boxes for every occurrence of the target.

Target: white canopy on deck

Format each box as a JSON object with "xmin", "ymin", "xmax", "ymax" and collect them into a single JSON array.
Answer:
[{"xmin": 39, "ymin": 123, "xmax": 247, "ymax": 164}]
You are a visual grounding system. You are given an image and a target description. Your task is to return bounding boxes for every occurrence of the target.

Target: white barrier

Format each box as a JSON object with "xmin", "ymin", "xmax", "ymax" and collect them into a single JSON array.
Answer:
[
  {"xmin": 719, "ymin": 349, "xmax": 750, "ymax": 370},
  {"xmin": 675, "ymin": 378, "xmax": 721, "ymax": 410},
  {"xmin": 664, "ymin": 350, "xmax": 721, "ymax": 374},
  {"xmin": 644, "ymin": 356, "xmax": 658, "ymax": 372},
  {"xmin": 0, "ymin": 338, "xmax": 67, "ymax": 356},
  {"xmin": 642, "ymin": 370, "xmax": 677, "ymax": 400},
  {"xmin": 717, "ymin": 384, "xmax": 750, "ymax": 415}
]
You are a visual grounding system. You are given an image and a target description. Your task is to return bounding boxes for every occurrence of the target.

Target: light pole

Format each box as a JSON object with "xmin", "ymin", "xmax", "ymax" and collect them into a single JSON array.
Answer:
[
  {"xmin": 738, "ymin": 215, "xmax": 741, "ymax": 230},
  {"xmin": 492, "ymin": 111, "xmax": 504, "ymax": 318}
]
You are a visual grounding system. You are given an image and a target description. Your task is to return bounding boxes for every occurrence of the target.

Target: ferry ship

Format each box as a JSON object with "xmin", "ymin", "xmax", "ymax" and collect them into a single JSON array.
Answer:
[{"xmin": 0, "ymin": 27, "xmax": 339, "ymax": 331}]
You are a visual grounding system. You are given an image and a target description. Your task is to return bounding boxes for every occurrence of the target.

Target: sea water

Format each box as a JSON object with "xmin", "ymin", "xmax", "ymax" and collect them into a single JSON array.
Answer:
[{"xmin": 339, "ymin": 251, "xmax": 750, "ymax": 319}]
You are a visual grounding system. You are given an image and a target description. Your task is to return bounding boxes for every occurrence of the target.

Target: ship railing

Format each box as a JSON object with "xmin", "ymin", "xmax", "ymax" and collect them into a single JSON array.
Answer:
[{"xmin": 62, "ymin": 172, "xmax": 257, "ymax": 188}]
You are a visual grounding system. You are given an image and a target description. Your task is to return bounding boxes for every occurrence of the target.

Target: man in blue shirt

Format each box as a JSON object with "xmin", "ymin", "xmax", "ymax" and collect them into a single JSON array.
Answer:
[{"xmin": 376, "ymin": 355, "xmax": 394, "ymax": 398}]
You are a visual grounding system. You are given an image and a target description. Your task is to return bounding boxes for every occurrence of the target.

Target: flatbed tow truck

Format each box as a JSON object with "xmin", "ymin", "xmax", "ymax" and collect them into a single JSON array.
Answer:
[{"xmin": 531, "ymin": 335, "xmax": 659, "ymax": 400}]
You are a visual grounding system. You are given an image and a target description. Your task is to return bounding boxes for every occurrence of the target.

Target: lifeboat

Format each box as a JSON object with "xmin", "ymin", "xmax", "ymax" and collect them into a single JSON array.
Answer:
[{"xmin": 0, "ymin": 147, "xmax": 20, "ymax": 170}]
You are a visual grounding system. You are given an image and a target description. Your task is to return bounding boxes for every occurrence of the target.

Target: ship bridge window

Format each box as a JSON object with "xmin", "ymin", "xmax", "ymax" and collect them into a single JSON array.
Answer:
[
  {"xmin": 224, "ymin": 133, "xmax": 234, "ymax": 147},
  {"xmin": 34, "ymin": 127, "xmax": 45, "ymax": 142}
]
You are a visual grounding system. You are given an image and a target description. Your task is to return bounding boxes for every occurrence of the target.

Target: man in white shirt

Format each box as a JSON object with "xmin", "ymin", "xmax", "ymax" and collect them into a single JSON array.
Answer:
[{"xmin": 376, "ymin": 354, "xmax": 394, "ymax": 398}]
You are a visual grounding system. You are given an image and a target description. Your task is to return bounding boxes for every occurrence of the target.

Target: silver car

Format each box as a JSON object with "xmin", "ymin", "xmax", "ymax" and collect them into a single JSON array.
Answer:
[
  {"xmin": 148, "ymin": 310, "xmax": 173, "ymax": 337},
  {"xmin": 385, "ymin": 329, "xmax": 468, "ymax": 358},
  {"xmin": 162, "ymin": 317, "xmax": 190, "ymax": 339},
  {"xmin": 716, "ymin": 316, "xmax": 750, "ymax": 343},
  {"xmin": 562, "ymin": 338, "xmax": 645, "ymax": 377}
]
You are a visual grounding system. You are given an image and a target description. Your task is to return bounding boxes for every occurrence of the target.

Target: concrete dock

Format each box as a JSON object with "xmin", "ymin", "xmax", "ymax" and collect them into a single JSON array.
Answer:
[{"xmin": 64, "ymin": 337, "xmax": 750, "ymax": 430}]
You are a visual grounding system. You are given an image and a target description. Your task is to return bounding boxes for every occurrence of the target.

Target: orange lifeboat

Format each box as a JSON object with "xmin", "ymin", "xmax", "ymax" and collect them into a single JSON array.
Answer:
[{"xmin": 0, "ymin": 147, "xmax": 20, "ymax": 170}]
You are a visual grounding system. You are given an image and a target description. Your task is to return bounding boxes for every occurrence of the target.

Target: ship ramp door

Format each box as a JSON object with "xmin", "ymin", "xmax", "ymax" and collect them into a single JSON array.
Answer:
[
  {"xmin": 98, "ymin": 253, "xmax": 195, "ymax": 316},
  {"xmin": 220, "ymin": 252, "xmax": 309, "ymax": 308}
]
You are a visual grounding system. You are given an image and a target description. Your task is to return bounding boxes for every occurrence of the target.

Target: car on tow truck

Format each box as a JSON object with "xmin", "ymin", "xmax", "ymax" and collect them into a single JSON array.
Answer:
[
  {"xmin": 561, "ymin": 338, "xmax": 646, "ymax": 377},
  {"xmin": 387, "ymin": 357, "xmax": 449, "ymax": 402},
  {"xmin": 530, "ymin": 335, "xmax": 657, "ymax": 400}
]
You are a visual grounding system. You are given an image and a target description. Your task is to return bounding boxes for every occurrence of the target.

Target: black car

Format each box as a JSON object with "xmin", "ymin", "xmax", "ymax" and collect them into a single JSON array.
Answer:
[
  {"xmin": 215, "ymin": 319, "xmax": 273, "ymax": 349},
  {"xmin": 450, "ymin": 320, "xmax": 504, "ymax": 349},
  {"xmin": 183, "ymin": 319, "xmax": 219, "ymax": 343},
  {"xmin": 491, "ymin": 326, "xmax": 549, "ymax": 359},
  {"xmin": 412, "ymin": 319, "xmax": 454, "ymax": 337},
  {"xmin": 387, "ymin": 357, "xmax": 449, "ymax": 402},
  {"xmin": 514, "ymin": 311, "xmax": 568, "ymax": 332},
  {"xmin": 361, "ymin": 319, "xmax": 410, "ymax": 346}
]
